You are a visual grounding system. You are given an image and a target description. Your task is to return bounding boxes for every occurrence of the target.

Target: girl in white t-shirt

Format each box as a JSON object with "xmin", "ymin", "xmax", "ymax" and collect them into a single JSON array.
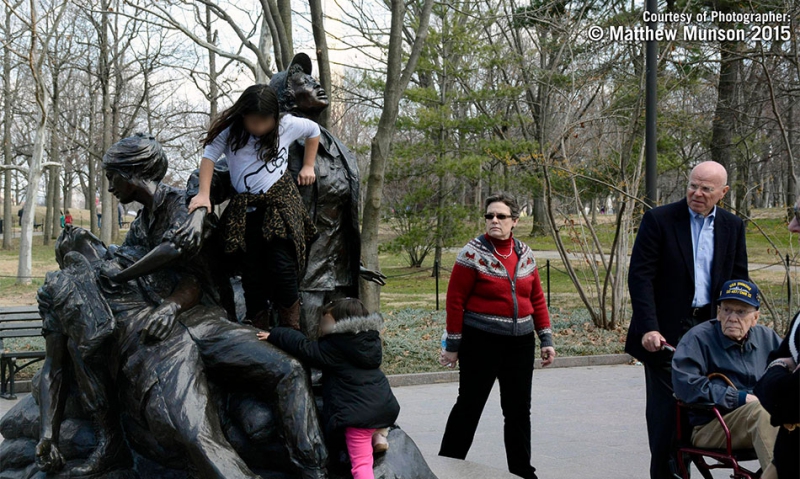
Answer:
[{"xmin": 188, "ymin": 84, "xmax": 320, "ymax": 331}]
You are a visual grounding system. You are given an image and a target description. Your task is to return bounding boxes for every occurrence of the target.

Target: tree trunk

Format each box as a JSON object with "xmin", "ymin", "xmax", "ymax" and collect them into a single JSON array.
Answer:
[
  {"xmin": 99, "ymin": 0, "xmax": 112, "ymax": 244},
  {"xmin": 308, "ymin": 0, "xmax": 331, "ymax": 128},
  {"xmin": 360, "ymin": 0, "xmax": 434, "ymax": 312},
  {"xmin": 2, "ymin": 4, "xmax": 13, "ymax": 249},
  {"xmin": 45, "ymin": 65, "xmax": 61, "ymax": 243},
  {"xmin": 709, "ymin": 37, "xmax": 739, "ymax": 173},
  {"xmin": 44, "ymin": 169, "xmax": 53, "ymax": 244},
  {"xmin": 277, "ymin": 0, "xmax": 292, "ymax": 55},
  {"xmin": 206, "ymin": 4, "xmax": 218, "ymax": 119},
  {"xmin": 18, "ymin": 118, "xmax": 48, "ymax": 284},
  {"xmin": 88, "ymin": 88, "xmax": 98, "ymax": 234},
  {"xmin": 51, "ymin": 165, "xmax": 60, "ymax": 237}
]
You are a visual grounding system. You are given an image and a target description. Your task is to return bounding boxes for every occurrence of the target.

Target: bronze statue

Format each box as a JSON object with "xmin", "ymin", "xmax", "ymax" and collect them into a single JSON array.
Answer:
[
  {"xmin": 270, "ymin": 53, "xmax": 386, "ymax": 339},
  {"xmin": 36, "ymin": 226, "xmax": 260, "ymax": 479},
  {"xmin": 0, "ymin": 134, "xmax": 436, "ymax": 479}
]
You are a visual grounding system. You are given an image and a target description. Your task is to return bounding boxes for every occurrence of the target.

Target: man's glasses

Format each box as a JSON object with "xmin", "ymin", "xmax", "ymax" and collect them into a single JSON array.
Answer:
[
  {"xmin": 687, "ymin": 183, "xmax": 717, "ymax": 195},
  {"xmin": 484, "ymin": 213, "xmax": 513, "ymax": 220}
]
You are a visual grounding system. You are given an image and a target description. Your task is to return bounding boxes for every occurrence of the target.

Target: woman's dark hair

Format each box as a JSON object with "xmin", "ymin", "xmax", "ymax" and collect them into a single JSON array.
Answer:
[
  {"xmin": 102, "ymin": 133, "xmax": 168, "ymax": 182},
  {"xmin": 484, "ymin": 192, "xmax": 520, "ymax": 219},
  {"xmin": 322, "ymin": 298, "xmax": 370, "ymax": 322},
  {"xmin": 202, "ymin": 84, "xmax": 281, "ymax": 164}
]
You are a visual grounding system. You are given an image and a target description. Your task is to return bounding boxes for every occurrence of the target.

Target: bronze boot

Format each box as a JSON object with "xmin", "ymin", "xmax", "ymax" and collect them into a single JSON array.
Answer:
[
  {"xmin": 69, "ymin": 410, "xmax": 132, "ymax": 478},
  {"xmin": 278, "ymin": 300, "xmax": 302, "ymax": 331}
]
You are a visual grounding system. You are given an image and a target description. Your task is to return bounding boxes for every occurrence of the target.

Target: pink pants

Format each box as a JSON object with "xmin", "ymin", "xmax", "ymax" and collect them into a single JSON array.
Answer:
[{"xmin": 345, "ymin": 427, "xmax": 376, "ymax": 479}]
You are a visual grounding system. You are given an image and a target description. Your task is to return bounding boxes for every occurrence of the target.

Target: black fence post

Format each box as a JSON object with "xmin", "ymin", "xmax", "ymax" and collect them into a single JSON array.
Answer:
[
  {"xmin": 434, "ymin": 259, "xmax": 440, "ymax": 311},
  {"xmin": 546, "ymin": 259, "xmax": 551, "ymax": 308}
]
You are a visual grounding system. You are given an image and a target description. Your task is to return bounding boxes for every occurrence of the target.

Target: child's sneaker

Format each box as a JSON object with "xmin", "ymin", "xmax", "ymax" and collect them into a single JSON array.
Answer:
[{"xmin": 372, "ymin": 428, "xmax": 389, "ymax": 454}]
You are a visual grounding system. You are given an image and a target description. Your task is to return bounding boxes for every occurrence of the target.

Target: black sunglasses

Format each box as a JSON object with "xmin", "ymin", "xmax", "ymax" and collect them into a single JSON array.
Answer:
[{"xmin": 484, "ymin": 213, "xmax": 513, "ymax": 220}]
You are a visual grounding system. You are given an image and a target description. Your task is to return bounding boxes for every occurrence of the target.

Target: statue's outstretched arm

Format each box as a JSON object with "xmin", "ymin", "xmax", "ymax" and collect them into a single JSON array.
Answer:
[
  {"xmin": 36, "ymin": 333, "xmax": 69, "ymax": 472},
  {"xmin": 112, "ymin": 209, "xmax": 208, "ymax": 284}
]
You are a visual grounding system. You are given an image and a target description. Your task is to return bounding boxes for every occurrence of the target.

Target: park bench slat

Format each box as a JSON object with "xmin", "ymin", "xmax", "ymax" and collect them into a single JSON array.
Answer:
[
  {"xmin": 0, "ymin": 311, "xmax": 41, "ymax": 322},
  {"xmin": 0, "ymin": 306, "xmax": 39, "ymax": 314},
  {"xmin": 0, "ymin": 351, "xmax": 44, "ymax": 359},
  {"xmin": 0, "ymin": 329, "xmax": 43, "ymax": 339},
  {"xmin": 0, "ymin": 321, "xmax": 43, "ymax": 331}
]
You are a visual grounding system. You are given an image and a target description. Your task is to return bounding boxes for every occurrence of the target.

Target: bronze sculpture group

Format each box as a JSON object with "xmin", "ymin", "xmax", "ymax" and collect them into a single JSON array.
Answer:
[{"xmin": 0, "ymin": 55, "xmax": 433, "ymax": 479}]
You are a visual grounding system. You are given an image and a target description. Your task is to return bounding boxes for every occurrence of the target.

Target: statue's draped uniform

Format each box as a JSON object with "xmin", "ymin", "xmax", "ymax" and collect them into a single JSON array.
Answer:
[{"xmin": 290, "ymin": 128, "xmax": 362, "ymax": 338}]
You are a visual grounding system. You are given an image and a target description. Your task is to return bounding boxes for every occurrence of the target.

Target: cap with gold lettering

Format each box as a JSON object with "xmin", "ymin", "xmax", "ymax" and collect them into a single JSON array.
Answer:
[{"xmin": 717, "ymin": 280, "xmax": 760, "ymax": 309}]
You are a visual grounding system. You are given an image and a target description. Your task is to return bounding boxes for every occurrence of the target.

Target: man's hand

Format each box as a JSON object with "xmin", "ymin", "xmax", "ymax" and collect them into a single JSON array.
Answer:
[
  {"xmin": 298, "ymin": 165, "xmax": 316, "ymax": 186},
  {"xmin": 439, "ymin": 350, "xmax": 458, "ymax": 368},
  {"xmin": 35, "ymin": 438, "xmax": 65, "ymax": 473},
  {"xmin": 360, "ymin": 266, "xmax": 387, "ymax": 286},
  {"xmin": 142, "ymin": 301, "xmax": 180, "ymax": 342},
  {"xmin": 642, "ymin": 330, "xmax": 667, "ymax": 353},
  {"xmin": 541, "ymin": 346, "xmax": 557, "ymax": 367},
  {"xmin": 256, "ymin": 331, "xmax": 270, "ymax": 341},
  {"xmin": 745, "ymin": 393, "xmax": 759, "ymax": 404},
  {"xmin": 188, "ymin": 192, "xmax": 211, "ymax": 214}
]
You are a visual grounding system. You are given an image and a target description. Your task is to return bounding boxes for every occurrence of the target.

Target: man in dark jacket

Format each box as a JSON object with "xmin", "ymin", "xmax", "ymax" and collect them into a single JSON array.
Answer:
[{"xmin": 626, "ymin": 161, "xmax": 749, "ymax": 479}]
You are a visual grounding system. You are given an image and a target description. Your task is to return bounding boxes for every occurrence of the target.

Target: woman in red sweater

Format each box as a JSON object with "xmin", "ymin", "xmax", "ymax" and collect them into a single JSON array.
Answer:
[{"xmin": 438, "ymin": 192, "xmax": 555, "ymax": 479}]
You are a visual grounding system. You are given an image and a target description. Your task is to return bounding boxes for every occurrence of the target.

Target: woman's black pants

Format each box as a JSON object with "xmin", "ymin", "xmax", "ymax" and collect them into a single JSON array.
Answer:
[
  {"xmin": 240, "ymin": 208, "xmax": 300, "ymax": 318},
  {"xmin": 439, "ymin": 325, "xmax": 538, "ymax": 479}
]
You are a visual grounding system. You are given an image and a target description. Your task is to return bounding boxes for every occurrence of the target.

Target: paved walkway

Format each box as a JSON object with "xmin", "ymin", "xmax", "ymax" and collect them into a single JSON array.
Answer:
[
  {"xmin": 0, "ymin": 364, "xmax": 752, "ymax": 478},
  {"xmin": 394, "ymin": 364, "xmax": 742, "ymax": 479}
]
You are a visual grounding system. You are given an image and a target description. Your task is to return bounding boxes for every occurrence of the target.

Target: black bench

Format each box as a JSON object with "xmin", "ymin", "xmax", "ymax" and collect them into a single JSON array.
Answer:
[{"xmin": 0, "ymin": 306, "xmax": 45, "ymax": 399}]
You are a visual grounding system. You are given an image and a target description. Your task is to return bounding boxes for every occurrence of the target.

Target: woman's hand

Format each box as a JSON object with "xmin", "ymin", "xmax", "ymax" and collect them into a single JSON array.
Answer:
[
  {"xmin": 298, "ymin": 165, "xmax": 316, "ymax": 186},
  {"xmin": 440, "ymin": 350, "xmax": 458, "ymax": 368},
  {"xmin": 541, "ymin": 346, "xmax": 556, "ymax": 367},
  {"xmin": 188, "ymin": 193, "xmax": 212, "ymax": 214},
  {"xmin": 256, "ymin": 331, "xmax": 270, "ymax": 341}
]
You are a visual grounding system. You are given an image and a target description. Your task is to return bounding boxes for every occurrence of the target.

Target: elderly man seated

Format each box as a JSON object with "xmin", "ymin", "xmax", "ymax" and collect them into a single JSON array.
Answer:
[{"xmin": 672, "ymin": 280, "xmax": 782, "ymax": 477}]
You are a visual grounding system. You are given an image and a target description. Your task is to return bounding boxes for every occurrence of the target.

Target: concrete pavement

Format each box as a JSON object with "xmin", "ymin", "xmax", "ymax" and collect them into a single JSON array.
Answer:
[{"xmin": 394, "ymin": 364, "xmax": 747, "ymax": 478}]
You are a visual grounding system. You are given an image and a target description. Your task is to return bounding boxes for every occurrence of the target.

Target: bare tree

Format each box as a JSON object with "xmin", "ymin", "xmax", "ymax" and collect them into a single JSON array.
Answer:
[
  {"xmin": 359, "ymin": 0, "xmax": 435, "ymax": 311},
  {"xmin": 2, "ymin": 0, "xmax": 68, "ymax": 284}
]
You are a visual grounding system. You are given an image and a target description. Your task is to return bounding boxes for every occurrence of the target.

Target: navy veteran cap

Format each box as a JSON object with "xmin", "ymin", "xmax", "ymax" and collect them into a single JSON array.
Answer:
[{"xmin": 718, "ymin": 280, "xmax": 760, "ymax": 309}]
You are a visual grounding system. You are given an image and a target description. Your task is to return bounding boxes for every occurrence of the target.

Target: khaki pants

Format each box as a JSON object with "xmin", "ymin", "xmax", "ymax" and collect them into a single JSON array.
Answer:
[{"xmin": 692, "ymin": 401, "xmax": 779, "ymax": 472}]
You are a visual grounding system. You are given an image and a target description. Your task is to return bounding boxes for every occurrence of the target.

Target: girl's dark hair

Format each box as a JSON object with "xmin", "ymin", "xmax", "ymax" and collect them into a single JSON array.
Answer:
[
  {"xmin": 484, "ymin": 191, "xmax": 520, "ymax": 219},
  {"xmin": 322, "ymin": 298, "xmax": 369, "ymax": 322},
  {"xmin": 202, "ymin": 84, "xmax": 281, "ymax": 163}
]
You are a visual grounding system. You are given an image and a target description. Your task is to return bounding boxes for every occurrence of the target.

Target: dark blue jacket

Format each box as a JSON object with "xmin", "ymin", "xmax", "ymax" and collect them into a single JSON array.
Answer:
[
  {"xmin": 672, "ymin": 319, "xmax": 781, "ymax": 426},
  {"xmin": 626, "ymin": 199, "xmax": 749, "ymax": 364}
]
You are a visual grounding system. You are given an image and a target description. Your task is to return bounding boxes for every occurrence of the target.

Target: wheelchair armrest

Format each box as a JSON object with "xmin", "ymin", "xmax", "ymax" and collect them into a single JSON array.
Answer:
[{"xmin": 678, "ymin": 400, "xmax": 718, "ymax": 410}]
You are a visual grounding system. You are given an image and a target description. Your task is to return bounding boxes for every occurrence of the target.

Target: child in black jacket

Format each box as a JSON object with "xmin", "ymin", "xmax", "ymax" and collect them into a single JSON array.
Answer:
[{"xmin": 258, "ymin": 298, "xmax": 400, "ymax": 479}]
